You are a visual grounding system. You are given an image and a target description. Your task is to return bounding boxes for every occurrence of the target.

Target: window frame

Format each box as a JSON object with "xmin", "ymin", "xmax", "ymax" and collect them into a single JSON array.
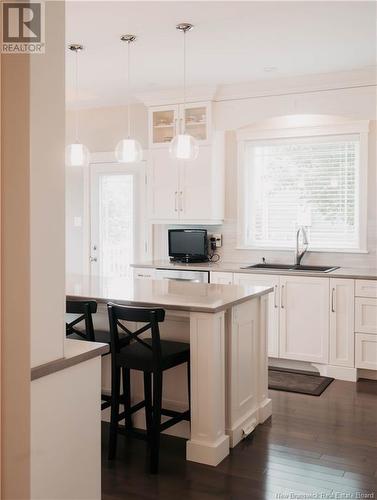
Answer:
[{"xmin": 237, "ymin": 121, "xmax": 369, "ymax": 253}]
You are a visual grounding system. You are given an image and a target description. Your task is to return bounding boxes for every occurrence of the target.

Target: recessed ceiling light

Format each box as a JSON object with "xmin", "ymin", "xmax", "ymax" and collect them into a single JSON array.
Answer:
[{"xmin": 263, "ymin": 66, "xmax": 278, "ymax": 73}]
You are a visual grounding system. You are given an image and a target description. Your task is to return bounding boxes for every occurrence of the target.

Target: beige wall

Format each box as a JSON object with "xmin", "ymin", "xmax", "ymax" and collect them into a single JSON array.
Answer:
[{"xmin": 1, "ymin": 53, "xmax": 31, "ymax": 500}]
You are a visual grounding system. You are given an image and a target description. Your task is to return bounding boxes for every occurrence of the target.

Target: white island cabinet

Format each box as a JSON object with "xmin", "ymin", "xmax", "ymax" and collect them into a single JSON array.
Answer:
[{"xmin": 66, "ymin": 275, "xmax": 273, "ymax": 466}]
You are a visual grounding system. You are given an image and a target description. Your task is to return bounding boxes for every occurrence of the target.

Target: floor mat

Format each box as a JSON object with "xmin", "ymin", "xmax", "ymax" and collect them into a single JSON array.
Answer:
[{"xmin": 268, "ymin": 367, "xmax": 334, "ymax": 396}]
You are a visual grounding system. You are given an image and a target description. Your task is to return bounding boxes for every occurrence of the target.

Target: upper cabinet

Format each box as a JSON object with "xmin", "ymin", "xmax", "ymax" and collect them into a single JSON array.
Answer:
[
  {"xmin": 146, "ymin": 99, "xmax": 224, "ymax": 225},
  {"xmin": 149, "ymin": 101, "xmax": 211, "ymax": 148}
]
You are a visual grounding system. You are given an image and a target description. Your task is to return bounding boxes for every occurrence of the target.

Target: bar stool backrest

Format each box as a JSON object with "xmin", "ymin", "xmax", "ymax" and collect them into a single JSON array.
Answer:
[
  {"xmin": 107, "ymin": 302, "xmax": 165, "ymax": 368},
  {"xmin": 66, "ymin": 300, "xmax": 97, "ymax": 341}
]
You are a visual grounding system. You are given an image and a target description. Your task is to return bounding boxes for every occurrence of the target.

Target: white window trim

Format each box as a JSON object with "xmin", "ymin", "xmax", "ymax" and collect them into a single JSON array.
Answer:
[{"xmin": 237, "ymin": 121, "xmax": 369, "ymax": 253}]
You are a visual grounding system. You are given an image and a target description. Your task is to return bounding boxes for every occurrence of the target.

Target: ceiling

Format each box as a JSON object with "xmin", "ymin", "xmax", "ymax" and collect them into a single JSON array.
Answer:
[{"xmin": 65, "ymin": 1, "xmax": 377, "ymax": 108}]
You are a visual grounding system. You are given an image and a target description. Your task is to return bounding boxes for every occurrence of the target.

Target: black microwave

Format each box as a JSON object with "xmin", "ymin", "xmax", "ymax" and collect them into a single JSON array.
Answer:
[{"xmin": 168, "ymin": 229, "xmax": 208, "ymax": 263}]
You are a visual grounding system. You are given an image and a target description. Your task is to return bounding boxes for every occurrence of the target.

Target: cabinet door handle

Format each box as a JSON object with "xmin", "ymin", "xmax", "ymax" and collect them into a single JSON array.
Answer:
[
  {"xmin": 179, "ymin": 191, "xmax": 183, "ymax": 212},
  {"xmin": 274, "ymin": 285, "xmax": 278, "ymax": 308},
  {"xmin": 280, "ymin": 285, "xmax": 285, "ymax": 309},
  {"xmin": 331, "ymin": 287, "xmax": 336, "ymax": 313},
  {"xmin": 174, "ymin": 191, "xmax": 178, "ymax": 212}
]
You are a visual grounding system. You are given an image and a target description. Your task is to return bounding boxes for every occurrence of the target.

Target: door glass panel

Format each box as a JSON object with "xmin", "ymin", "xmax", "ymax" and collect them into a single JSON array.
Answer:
[
  {"xmin": 184, "ymin": 106, "xmax": 207, "ymax": 140},
  {"xmin": 152, "ymin": 109, "xmax": 175, "ymax": 144},
  {"xmin": 98, "ymin": 174, "xmax": 134, "ymax": 277}
]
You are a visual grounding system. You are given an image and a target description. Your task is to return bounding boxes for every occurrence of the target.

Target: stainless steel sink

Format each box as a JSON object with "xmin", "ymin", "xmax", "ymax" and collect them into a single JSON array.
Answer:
[
  {"xmin": 291, "ymin": 265, "xmax": 339, "ymax": 272},
  {"xmin": 242, "ymin": 263, "xmax": 293, "ymax": 270},
  {"xmin": 242, "ymin": 263, "xmax": 339, "ymax": 273}
]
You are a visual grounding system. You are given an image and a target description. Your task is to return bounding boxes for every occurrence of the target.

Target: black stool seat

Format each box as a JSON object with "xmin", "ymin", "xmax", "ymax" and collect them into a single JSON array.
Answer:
[{"xmin": 117, "ymin": 339, "xmax": 189, "ymax": 372}]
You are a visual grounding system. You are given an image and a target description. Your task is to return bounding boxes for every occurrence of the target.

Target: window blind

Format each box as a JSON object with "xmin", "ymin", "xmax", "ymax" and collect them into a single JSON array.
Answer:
[{"xmin": 243, "ymin": 134, "xmax": 360, "ymax": 250}]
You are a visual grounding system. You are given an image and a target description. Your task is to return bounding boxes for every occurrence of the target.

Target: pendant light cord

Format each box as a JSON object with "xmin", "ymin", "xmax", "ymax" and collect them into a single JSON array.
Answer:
[
  {"xmin": 74, "ymin": 49, "xmax": 79, "ymax": 143},
  {"xmin": 127, "ymin": 40, "xmax": 131, "ymax": 139},
  {"xmin": 183, "ymin": 29, "xmax": 186, "ymax": 133}
]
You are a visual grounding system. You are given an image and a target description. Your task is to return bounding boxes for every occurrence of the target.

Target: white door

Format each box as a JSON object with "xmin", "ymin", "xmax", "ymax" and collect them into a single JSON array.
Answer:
[
  {"xmin": 148, "ymin": 149, "xmax": 180, "ymax": 221},
  {"xmin": 279, "ymin": 276, "xmax": 329, "ymax": 363},
  {"xmin": 89, "ymin": 163, "xmax": 143, "ymax": 278},
  {"xmin": 329, "ymin": 278, "xmax": 355, "ymax": 367},
  {"xmin": 233, "ymin": 273, "xmax": 280, "ymax": 358}
]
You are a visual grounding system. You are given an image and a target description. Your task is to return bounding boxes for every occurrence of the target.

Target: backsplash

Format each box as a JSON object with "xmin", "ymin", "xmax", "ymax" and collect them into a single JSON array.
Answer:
[{"xmin": 152, "ymin": 219, "xmax": 377, "ymax": 269}]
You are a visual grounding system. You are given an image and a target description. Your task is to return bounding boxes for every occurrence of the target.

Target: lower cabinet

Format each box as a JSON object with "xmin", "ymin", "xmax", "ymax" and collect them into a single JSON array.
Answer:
[
  {"xmin": 279, "ymin": 276, "xmax": 329, "ymax": 364},
  {"xmin": 233, "ymin": 273, "xmax": 280, "ymax": 358},
  {"xmin": 355, "ymin": 333, "xmax": 377, "ymax": 370},
  {"xmin": 329, "ymin": 278, "xmax": 355, "ymax": 367},
  {"xmin": 210, "ymin": 272, "xmax": 233, "ymax": 285}
]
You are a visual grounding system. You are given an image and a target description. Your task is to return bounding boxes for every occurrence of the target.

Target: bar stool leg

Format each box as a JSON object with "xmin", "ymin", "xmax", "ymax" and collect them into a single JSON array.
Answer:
[
  {"xmin": 122, "ymin": 367, "xmax": 132, "ymax": 429},
  {"xmin": 150, "ymin": 371, "xmax": 162, "ymax": 474},
  {"xmin": 108, "ymin": 366, "xmax": 121, "ymax": 460},
  {"xmin": 144, "ymin": 372, "xmax": 153, "ymax": 441}
]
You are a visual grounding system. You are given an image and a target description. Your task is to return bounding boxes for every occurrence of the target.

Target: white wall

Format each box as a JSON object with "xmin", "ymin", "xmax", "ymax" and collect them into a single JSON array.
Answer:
[{"xmin": 30, "ymin": 1, "xmax": 66, "ymax": 366}]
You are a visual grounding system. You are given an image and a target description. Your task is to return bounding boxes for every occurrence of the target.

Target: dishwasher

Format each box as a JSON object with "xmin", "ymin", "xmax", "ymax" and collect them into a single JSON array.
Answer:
[{"xmin": 154, "ymin": 268, "xmax": 210, "ymax": 283}]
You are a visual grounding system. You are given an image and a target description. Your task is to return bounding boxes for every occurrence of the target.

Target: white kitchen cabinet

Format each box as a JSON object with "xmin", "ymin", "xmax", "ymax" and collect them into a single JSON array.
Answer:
[
  {"xmin": 210, "ymin": 272, "xmax": 234, "ymax": 285},
  {"xmin": 355, "ymin": 297, "xmax": 377, "ymax": 334},
  {"xmin": 355, "ymin": 280, "xmax": 377, "ymax": 298},
  {"xmin": 279, "ymin": 276, "xmax": 329, "ymax": 364},
  {"xmin": 233, "ymin": 273, "xmax": 279, "ymax": 358},
  {"xmin": 147, "ymin": 134, "xmax": 224, "ymax": 224},
  {"xmin": 355, "ymin": 333, "xmax": 377, "ymax": 370},
  {"xmin": 149, "ymin": 102, "xmax": 211, "ymax": 148},
  {"xmin": 147, "ymin": 148, "xmax": 180, "ymax": 220},
  {"xmin": 329, "ymin": 278, "xmax": 355, "ymax": 367}
]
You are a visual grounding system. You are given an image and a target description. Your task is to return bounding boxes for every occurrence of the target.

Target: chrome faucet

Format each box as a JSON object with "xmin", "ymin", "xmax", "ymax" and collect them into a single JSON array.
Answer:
[{"xmin": 295, "ymin": 226, "xmax": 309, "ymax": 266}]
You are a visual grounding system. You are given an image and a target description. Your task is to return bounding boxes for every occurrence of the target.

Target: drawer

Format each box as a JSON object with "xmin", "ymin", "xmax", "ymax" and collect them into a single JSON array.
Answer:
[
  {"xmin": 133, "ymin": 268, "xmax": 156, "ymax": 280},
  {"xmin": 355, "ymin": 333, "xmax": 377, "ymax": 370},
  {"xmin": 355, "ymin": 297, "xmax": 377, "ymax": 334},
  {"xmin": 355, "ymin": 280, "xmax": 377, "ymax": 298}
]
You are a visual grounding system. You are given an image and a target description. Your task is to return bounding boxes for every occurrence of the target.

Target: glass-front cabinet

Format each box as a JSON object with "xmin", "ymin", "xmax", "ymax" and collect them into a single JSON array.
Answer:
[{"xmin": 148, "ymin": 101, "xmax": 211, "ymax": 147}]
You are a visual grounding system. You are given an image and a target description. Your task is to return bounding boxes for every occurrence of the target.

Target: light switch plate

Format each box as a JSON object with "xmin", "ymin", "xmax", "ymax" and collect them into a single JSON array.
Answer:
[{"xmin": 212, "ymin": 233, "xmax": 222, "ymax": 248}]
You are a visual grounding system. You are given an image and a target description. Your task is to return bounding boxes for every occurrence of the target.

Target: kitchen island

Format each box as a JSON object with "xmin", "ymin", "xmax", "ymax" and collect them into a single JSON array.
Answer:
[{"xmin": 66, "ymin": 274, "xmax": 273, "ymax": 466}]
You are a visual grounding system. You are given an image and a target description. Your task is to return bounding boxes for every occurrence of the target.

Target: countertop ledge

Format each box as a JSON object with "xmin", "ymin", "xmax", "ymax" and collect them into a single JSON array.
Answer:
[
  {"xmin": 31, "ymin": 339, "xmax": 109, "ymax": 381},
  {"xmin": 131, "ymin": 261, "xmax": 377, "ymax": 280}
]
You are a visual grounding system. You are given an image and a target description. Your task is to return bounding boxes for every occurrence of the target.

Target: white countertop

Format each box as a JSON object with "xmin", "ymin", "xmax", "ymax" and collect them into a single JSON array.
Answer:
[
  {"xmin": 131, "ymin": 260, "xmax": 377, "ymax": 280},
  {"xmin": 66, "ymin": 274, "xmax": 273, "ymax": 313}
]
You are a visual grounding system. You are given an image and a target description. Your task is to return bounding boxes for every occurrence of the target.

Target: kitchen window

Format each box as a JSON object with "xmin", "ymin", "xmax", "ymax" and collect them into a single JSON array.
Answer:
[{"xmin": 238, "ymin": 122, "xmax": 369, "ymax": 252}]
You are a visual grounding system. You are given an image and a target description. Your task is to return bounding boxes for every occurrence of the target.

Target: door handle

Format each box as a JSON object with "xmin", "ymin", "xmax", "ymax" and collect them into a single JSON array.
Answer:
[
  {"xmin": 179, "ymin": 191, "xmax": 183, "ymax": 212},
  {"xmin": 331, "ymin": 287, "xmax": 336, "ymax": 313},
  {"xmin": 174, "ymin": 191, "xmax": 178, "ymax": 212},
  {"xmin": 89, "ymin": 256, "xmax": 97, "ymax": 263},
  {"xmin": 280, "ymin": 285, "xmax": 285, "ymax": 309},
  {"xmin": 274, "ymin": 285, "xmax": 278, "ymax": 308}
]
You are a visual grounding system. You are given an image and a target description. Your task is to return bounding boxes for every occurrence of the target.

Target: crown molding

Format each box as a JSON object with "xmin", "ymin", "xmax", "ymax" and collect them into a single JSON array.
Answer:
[{"xmin": 214, "ymin": 67, "xmax": 377, "ymax": 102}]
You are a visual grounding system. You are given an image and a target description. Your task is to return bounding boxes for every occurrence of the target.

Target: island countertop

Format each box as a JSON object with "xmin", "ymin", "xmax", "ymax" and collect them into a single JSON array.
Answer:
[{"xmin": 66, "ymin": 274, "xmax": 273, "ymax": 313}]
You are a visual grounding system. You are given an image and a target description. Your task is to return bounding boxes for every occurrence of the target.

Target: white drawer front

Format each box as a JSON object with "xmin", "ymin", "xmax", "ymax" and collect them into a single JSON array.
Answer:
[
  {"xmin": 355, "ymin": 333, "xmax": 377, "ymax": 370},
  {"xmin": 133, "ymin": 268, "xmax": 156, "ymax": 280},
  {"xmin": 355, "ymin": 280, "xmax": 377, "ymax": 298},
  {"xmin": 355, "ymin": 297, "xmax": 377, "ymax": 334}
]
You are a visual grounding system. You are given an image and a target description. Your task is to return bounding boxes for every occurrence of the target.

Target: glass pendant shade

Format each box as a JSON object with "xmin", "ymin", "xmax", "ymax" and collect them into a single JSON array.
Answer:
[
  {"xmin": 65, "ymin": 142, "xmax": 90, "ymax": 167},
  {"xmin": 115, "ymin": 138, "xmax": 143, "ymax": 163},
  {"xmin": 169, "ymin": 133, "xmax": 199, "ymax": 161}
]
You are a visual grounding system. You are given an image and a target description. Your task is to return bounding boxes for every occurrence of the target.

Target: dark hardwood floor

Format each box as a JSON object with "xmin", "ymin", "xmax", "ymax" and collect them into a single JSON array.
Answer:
[{"xmin": 102, "ymin": 379, "xmax": 377, "ymax": 499}]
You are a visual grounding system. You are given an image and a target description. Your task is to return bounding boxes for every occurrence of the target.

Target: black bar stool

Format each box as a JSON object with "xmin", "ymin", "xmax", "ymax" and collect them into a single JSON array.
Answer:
[
  {"xmin": 66, "ymin": 299, "xmax": 129, "ymax": 410},
  {"xmin": 107, "ymin": 302, "xmax": 190, "ymax": 474}
]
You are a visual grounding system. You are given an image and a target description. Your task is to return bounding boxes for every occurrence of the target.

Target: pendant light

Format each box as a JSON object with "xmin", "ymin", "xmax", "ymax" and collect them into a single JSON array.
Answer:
[
  {"xmin": 66, "ymin": 43, "xmax": 90, "ymax": 167},
  {"xmin": 115, "ymin": 34, "xmax": 142, "ymax": 163},
  {"xmin": 169, "ymin": 23, "xmax": 199, "ymax": 161}
]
